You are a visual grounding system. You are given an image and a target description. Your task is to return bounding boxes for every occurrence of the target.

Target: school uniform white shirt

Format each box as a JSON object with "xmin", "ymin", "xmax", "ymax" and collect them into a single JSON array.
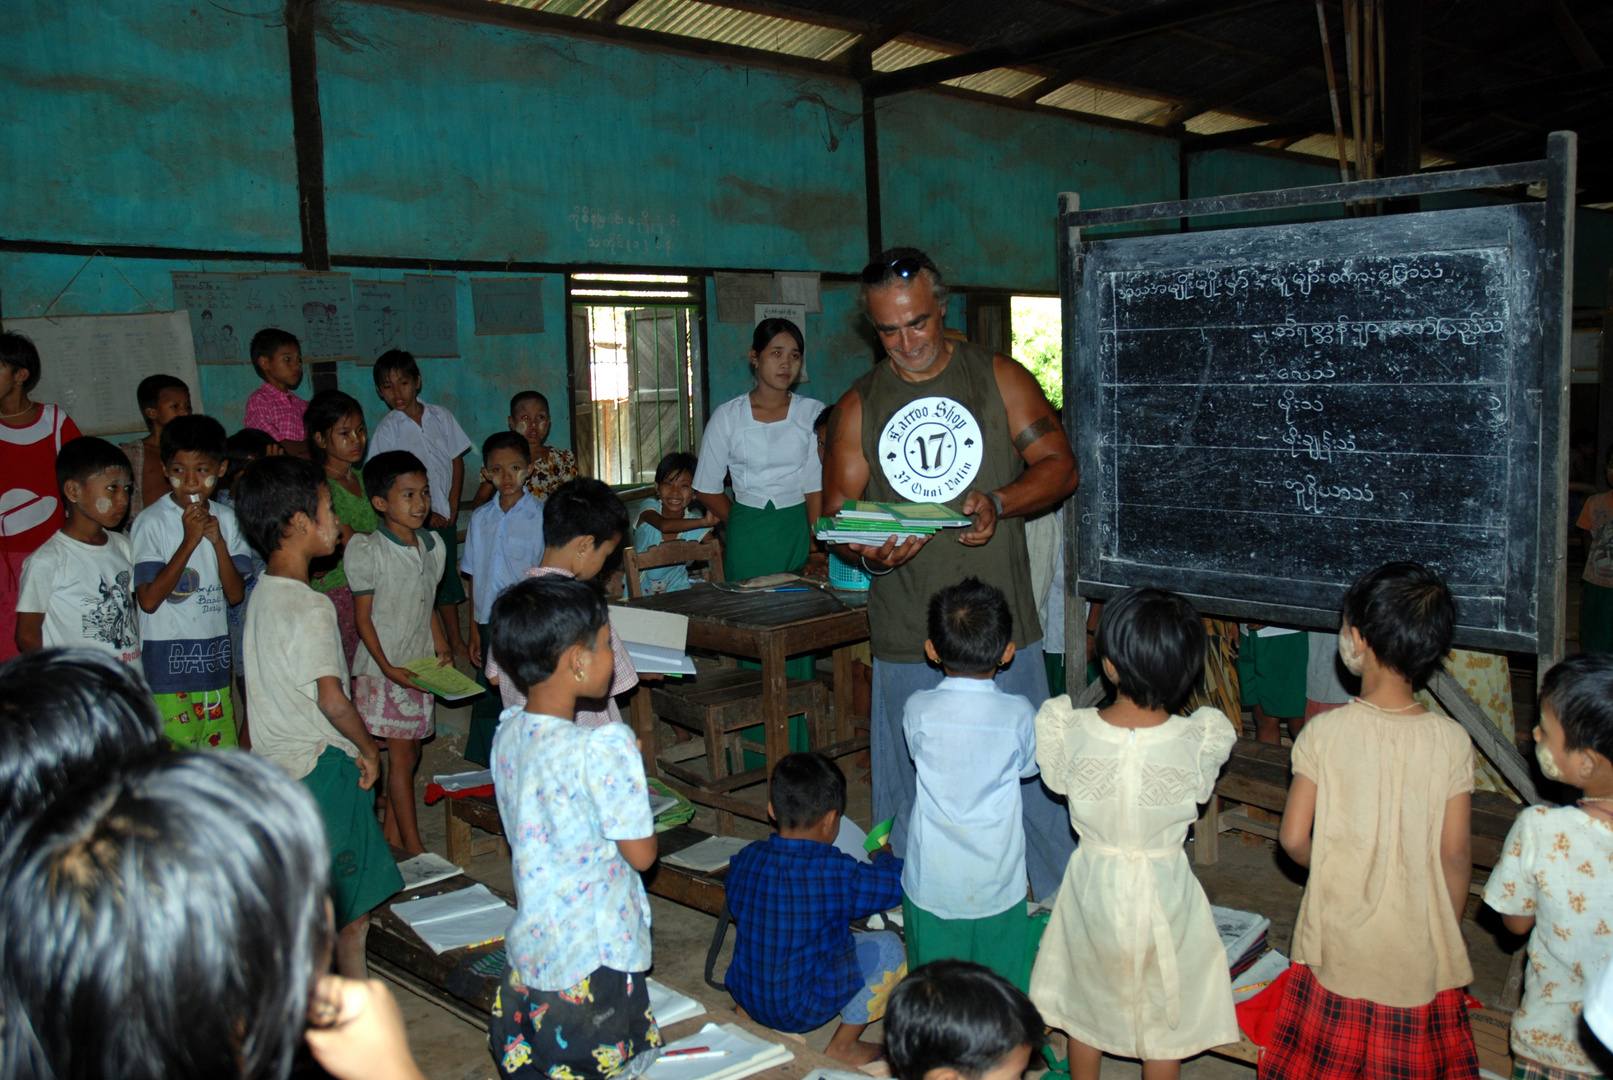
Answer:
[
  {"xmin": 902, "ymin": 676, "xmax": 1039, "ymax": 919},
  {"xmin": 367, "ymin": 401, "xmax": 473, "ymax": 520},
  {"xmin": 460, "ymin": 494, "xmax": 546, "ymax": 624},
  {"xmin": 692, "ymin": 393, "xmax": 824, "ymax": 509},
  {"xmin": 17, "ymin": 530, "xmax": 142, "ymax": 669}
]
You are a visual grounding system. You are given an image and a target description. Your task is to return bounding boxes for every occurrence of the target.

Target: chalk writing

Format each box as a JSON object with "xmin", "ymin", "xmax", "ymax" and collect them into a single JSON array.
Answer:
[{"xmin": 569, "ymin": 207, "xmax": 681, "ymax": 257}]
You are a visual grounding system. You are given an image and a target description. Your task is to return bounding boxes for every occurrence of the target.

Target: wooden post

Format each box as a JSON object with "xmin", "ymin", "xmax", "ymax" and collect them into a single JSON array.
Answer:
[
  {"xmin": 1539, "ymin": 131, "xmax": 1579, "ymax": 675},
  {"xmin": 1428, "ymin": 670, "xmax": 1540, "ymax": 805}
]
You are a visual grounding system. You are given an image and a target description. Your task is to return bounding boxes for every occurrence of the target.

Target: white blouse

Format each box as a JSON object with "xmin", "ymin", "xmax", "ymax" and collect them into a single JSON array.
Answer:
[{"xmin": 693, "ymin": 393, "xmax": 824, "ymax": 510}]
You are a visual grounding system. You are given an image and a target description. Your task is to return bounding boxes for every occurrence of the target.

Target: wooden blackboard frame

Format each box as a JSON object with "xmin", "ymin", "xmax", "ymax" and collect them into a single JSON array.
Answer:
[{"xmin": 1058, "ymin": 132, "xmax": 1577, "ymax": 665}]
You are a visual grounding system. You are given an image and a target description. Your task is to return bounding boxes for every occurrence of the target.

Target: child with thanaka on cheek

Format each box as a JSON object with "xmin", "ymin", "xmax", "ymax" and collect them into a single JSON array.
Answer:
[
  {"xmin": 631, "ymin": 451, "xmax": 717, "ymax": 595},
  {"xmin": 1260, "ymin": 562, "xmax": 1479, "ymax": 1080},
  {"xmin": 475, "ymin": 391, "xmax": 578, "ymax": 506},
  {"xmin": 15, "ymin": 438, "xmax": 141, "ymax": 666},
  {"xmin": 305, "ymin": 391, "xmax": 374, "ymax": 670},
  {"xmin": 129, "ymin": 415, "xmax": 253, "ymax": 749},
  {"xmin": 1482, "ymin": 653, "xmax": 1613, "ymax": 1080},
  {"xmin": 119, "ymin": 374, "xmax": 191, "ymax": 517},
  {"xmin": 346, "ymin": 451, "xmax": 452, "ymax": 855},
  {"xmin": 485, "ymin": 574, "xmax": 660, "ymax": 1080}
]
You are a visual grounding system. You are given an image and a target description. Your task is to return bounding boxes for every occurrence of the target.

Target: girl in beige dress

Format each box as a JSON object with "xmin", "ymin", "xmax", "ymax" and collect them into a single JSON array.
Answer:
[{"xmin": 1030, "ymin": 587, "xmax": 1240, "ymax": 1080}]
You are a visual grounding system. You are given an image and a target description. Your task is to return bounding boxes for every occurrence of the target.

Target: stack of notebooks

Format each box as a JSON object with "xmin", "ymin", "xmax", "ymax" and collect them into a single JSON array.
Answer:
[
  {"xmin": 1212, "ymin": 905, "xmax": 1272, "ymax": 980},
  {"xmin": 815, "ymin": 501, "xmax": 971, "ymax": 546},
  {"xmin": 647, "ymin": 1022, "xmax": 793, "ymax": 1080}
]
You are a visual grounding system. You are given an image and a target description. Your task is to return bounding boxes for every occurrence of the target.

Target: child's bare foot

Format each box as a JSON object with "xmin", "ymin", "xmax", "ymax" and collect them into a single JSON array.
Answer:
[{"xmin": 825, "ymin": 1022, "xmax": 882, "ymax": 1066}]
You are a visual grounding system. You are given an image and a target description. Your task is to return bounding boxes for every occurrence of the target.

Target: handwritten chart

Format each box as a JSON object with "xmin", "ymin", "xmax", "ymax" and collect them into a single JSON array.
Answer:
[{"xmin": 1072, "ymin": 203, "xmax": 1547, "ymax": 646}]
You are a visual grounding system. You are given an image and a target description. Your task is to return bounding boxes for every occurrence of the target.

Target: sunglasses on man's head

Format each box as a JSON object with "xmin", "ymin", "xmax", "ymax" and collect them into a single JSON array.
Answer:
[{"xmin": 861, "ymin": 256, "xmax": 936, "ymax": 285}]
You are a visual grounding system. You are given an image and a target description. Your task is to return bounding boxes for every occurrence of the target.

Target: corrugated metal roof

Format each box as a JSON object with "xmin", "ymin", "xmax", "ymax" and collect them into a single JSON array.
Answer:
[
  {"xmin": 1036, "ymin": 81, "xmax": 1173, "ymax": 126},
  {"xmin": 616, "ymin": 0, "xmax": 857, "ymax": 61}
]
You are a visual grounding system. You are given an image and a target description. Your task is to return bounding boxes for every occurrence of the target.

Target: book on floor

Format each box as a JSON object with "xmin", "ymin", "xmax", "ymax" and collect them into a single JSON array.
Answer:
[
  {"xmin": 662, "ymin": 835, "xmax": 753, "ymax": 874},
  {"xmin": 1211, "ymin": 905, "xmax": 1272, "ymax": 970},
  {"xmin": 395, "ymin": 852, "xmax": 464, "ymax": 891},
  {"xmin": 647, "ymin": 1022, "xmax": 793, "ymax": 1080},
  {"xmin": 646, "ymin": 978, "xmax": 707, "ymax": 1026},
  {"xmin": 391, "ymin": 884, "xmax": 516, "ymax": 954}
]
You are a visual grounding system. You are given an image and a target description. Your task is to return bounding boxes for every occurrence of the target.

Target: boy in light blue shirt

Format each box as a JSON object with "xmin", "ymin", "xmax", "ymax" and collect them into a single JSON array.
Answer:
[
  {"xmin": 461, "ymin": 431, "xmax": 545, "ymax": 756},
  {"xmin": 901, "ymin": 576, "xmax": 1038, "ymax": 990}
]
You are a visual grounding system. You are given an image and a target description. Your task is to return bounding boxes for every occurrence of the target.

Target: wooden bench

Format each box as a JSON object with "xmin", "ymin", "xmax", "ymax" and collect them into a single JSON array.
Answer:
[
  {"xmin": 1199, "ymin": 737, "xmax": 1524, "ymax": 869},
  {"xmin": 444, "ymin": 792, "xmax": 732, "ymax": 916}
]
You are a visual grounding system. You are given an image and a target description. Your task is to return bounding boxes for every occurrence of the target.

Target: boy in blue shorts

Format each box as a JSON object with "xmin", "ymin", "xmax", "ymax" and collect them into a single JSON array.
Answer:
[
  {"xmin": 235, "ymin": 455, "xmax": 404, "ymax": 979},
  {"xmin": 725, "ymin": 752, "xmax": 906, "ymax": 1066}
]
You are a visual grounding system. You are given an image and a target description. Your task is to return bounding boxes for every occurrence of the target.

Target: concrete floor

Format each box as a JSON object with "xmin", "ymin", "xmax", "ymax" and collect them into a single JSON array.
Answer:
[{"xmin": 386, "ymin": 699, "xmax": 1525, "ymax": 1080}]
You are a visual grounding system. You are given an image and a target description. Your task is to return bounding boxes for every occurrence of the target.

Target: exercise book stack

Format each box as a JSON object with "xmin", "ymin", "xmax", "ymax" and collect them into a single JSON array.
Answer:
[
  {"xmin": 647, "ymin": 1022, "xmax": 793, "ymax": 1080},
  {"xmin": 815, "ymin": 501, "xmax": 971, "ymax": 546}
]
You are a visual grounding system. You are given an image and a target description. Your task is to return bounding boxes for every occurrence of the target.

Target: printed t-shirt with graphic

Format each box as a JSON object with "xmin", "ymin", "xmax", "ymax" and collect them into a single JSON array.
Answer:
[
  {"xmin": 242, "ymin": 574, "xmax": 359, "ymax": 780},
  {"xmin": 130, "ymin": 496, "xmax": 254, "ymax": 694},
  {"xmin": 1483, "ymin": 804, "xmax": 1613, "ymax": 1073},
  {"xmin": 17, "ymin": 529, "xmax": 142, "ymax": 668},
  {"xmin": 366, "ymin": 402, "xmax": 473, "ymax": 521},
  {"xmin": 1578, "ymin": 491, "xmax": 1613, "ymax": 588}
]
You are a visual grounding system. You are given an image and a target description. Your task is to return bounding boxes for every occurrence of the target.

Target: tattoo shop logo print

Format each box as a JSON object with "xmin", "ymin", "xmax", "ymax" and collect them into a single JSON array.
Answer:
[{"xmin": 878, "ymin": 396, "xmax": 983, "ymax": 503}]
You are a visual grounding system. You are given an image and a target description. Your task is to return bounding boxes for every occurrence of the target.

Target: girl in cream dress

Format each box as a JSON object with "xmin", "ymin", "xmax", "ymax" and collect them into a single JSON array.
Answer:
[{"xmin": 1030, "ymin": 587, "xmax": 1240, "ymax": 1079}]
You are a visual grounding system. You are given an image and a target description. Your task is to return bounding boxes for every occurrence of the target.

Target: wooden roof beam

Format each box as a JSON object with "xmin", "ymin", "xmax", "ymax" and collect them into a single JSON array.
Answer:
[
  {"xmin": 864, "ymin": 0, "xmax": 1281, "ymax": 98},
  {"xmin": 1536, "ymin": 0, "xmax": 1603, "ymax": 70},
  {"xmin": 1154, "ymin": 56, "xmax": 1312, "ymax": 129},
  {"xmin": 845, "ymin": 0, "xmax": 960, "ymax": 74},
  {"xmin": 591, "ymin": 0, "xmax": 639, "ymax": 22}
]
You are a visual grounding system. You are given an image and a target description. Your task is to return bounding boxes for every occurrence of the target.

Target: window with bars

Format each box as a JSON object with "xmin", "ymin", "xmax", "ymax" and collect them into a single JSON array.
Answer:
[{"xmin": 567, "ymin": 273, "xmax": 705, "ymax": 487}]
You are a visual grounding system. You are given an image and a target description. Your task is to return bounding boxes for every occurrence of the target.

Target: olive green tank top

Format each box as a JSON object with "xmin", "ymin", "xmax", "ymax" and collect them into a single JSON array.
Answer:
[{"xmin": 851, "ymin": 339, "xmax": 1041, "ymax": 663}]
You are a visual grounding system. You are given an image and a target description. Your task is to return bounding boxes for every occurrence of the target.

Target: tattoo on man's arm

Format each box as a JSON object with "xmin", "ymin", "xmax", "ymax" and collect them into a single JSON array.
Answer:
[{"xmin": 1012, "ymin": 415, "xmax": 1060, "ymax": 452}]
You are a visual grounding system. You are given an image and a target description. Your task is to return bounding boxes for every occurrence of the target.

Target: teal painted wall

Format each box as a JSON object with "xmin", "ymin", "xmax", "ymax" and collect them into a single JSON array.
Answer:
[
  {"xmin": 0, "ymin": 4, "xmax": 299, "ymax": 251},
  {"xmin": 10, "ymin": 0, "xmax": 1612, "ymax": 464}
]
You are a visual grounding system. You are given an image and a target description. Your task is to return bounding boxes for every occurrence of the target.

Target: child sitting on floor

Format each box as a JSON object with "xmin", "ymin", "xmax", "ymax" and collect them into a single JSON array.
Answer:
[
  {"xmin": 632, "ymin": 451, "xmax": 716, "ymax": 595},
  {"xmin": 1031, "ymin": 587, "xmax": 1239, "ymax": 1079},
  {"xmin": 886, "ymin": 960, "xmax": 1045, "ymax": 1080},
  {"xmin": 1261, "ymin": 561, "xmax": 1478, "ymax": 1079},
  {"xmin": 130, "ymin": 414, "xmax": 252, "ymax": 749},
  {"xmin": 486, "ymin": 574, "xmax": 660, "ymax": 1080},
  {"xmin": 472, "ymin": 478, "xmax": 637, "ymax": 762},
  {"xmin": 347, "ymin": 450, "xmax": 451, "ymax": 855},
  {"xmin": 15, "ymin": 438, "xmax": 140, "ymax": 667},
  {"xmin": 725, "ymin": 752, "xmax": 906, "ymax": 1065},
  {"xmin": 235, "ymin": 455, "xmax": 403, "ymax": 980},
  {"xmin": 902, "ymin": 577, "xmax": 1039, "ymax": 989},
  {"xmin": 1484, "ymin": 653, "xmax": 1613, "ymax": 1080},
  {"xmin": 120, "ymin": 373, "xmax": 191, "ymax": 517}
]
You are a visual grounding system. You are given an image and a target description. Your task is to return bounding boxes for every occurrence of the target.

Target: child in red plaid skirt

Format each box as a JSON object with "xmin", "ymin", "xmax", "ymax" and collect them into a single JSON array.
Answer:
[{"xmin": 1259, "ymin": 563, "xmax": 1480, "ymax": 1080}]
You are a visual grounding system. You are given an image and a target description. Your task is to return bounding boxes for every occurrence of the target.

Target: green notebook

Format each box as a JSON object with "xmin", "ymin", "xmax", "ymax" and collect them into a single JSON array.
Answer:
[{"xmin": 401, "ymin": 657, "xmax": 485, "ymax": 700}]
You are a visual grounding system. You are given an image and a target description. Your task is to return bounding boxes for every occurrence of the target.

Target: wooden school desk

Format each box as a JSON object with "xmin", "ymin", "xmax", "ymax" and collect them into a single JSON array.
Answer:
[{"xmin": 620, "ymin": 584, "xmax": 871, "ymax": 820}]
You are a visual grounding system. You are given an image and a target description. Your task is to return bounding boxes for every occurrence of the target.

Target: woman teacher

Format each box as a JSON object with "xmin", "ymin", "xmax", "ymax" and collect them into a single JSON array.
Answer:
[{"xmin": 694, "ymin": 318, "xmax": 823, "ymax": 689}]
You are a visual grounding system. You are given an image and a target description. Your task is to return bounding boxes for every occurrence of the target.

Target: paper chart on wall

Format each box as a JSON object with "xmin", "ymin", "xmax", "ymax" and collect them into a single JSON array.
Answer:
[
  {"xmin": 295, "ymin": 272, "xmax": 358, "ymax": 360},
  {"xmin": 471, "ymin": 276, "xmax": 545, "ymax": 335},
  {"xmin": 171, "ymin": 273, "xmax": 249, "ymax": 365},
  {"xmin": 4, "ymin": 311, "xmax": 204, "ymax": 437},
  {"xmin": 352, "ymin": 280, "xmax": 407, "ymax": 364},
  {"xmin": 404, "ymin": 274, "xmax": 459, "ymax": 357}
]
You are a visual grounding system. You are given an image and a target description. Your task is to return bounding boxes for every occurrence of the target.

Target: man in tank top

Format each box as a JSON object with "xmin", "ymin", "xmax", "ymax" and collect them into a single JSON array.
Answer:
[{"xmin": 823, "ymin": 248, "xmax": 1080, "ymax": 901}]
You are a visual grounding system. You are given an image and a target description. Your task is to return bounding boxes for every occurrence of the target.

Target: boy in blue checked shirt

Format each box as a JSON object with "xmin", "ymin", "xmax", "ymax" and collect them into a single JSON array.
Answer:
[{"xmin": 725, "ymin": 753, "xmax": 905, "ymax": 1066}]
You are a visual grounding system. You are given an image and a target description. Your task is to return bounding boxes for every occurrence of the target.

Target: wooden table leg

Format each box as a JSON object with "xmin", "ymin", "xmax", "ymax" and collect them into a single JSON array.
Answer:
[
  {"xmin": 629, "ymin": 683, "xmax": 657, "ymax": 778},
  {"xmin": 831, "ymin": 645, "xmax": 854, "ymax": 742},
  {"xmin": 446, "ymin": 800, "xmax": 472, "ymax": 869},
  {"xmin": 1195, "ymin": 795, "xmax": 1220, "ymax": 866},
  {"xmin": 761, "ymin": 634, "xmax": 790, "ymax": 805}
]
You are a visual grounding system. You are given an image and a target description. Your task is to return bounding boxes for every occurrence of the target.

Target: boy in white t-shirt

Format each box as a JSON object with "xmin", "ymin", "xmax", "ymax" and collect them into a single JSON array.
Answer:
[
  {"xmin": 234, "ymin": 454, "xmax": 403, "ymax": 980},
  {"xmin": 130, "ymin": 415, "xmax": 252, "ymax": 749},
  {"xmin": 15, "ymin": 437, "xmax": 141, "ymax": 667}
]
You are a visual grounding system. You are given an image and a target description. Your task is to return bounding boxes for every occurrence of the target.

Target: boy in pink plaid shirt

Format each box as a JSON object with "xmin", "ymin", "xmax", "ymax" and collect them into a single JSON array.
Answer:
[{"xmin": 243, "ymin": 328, "xmax": 309, "ymax": 458}]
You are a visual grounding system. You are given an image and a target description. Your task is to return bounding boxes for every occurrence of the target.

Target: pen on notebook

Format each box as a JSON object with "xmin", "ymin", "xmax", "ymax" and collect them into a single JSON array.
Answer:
[{"xmin": 662, "ymin": 1049, "xmax": 729, "ymax": 1060}]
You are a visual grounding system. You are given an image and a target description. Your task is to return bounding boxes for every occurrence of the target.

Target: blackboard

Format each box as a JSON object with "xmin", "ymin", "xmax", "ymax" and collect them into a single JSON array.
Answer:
[{"xmin": 1069, "ymin": 203, "xmax": 1551, "ymax": 650}]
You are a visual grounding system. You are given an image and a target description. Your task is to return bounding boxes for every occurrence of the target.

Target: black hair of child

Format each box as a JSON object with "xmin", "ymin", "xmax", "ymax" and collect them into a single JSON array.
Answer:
[
  {"xmin": 510, "ymin": 390, "xmax": 549, "ymax": 414},
  {"xmin": 54, "ymin": 437, "xmax": 132, "ymax": 497},
  {"xmin": 0, "ymin": 330, "xmax": 42, "ymax": 392},
  {"xmin": 655, "ymin": 451, "xmax": 699, "ymax": 486},
  {"xmin": 235, "ymin": 456, "xmax": 324, "ymax": 558},
  {"xmin": 543, "ymin": 477, "xmax": 629, "ymax": 550},
  {"xmin": 0, "ymin": 750, "xmax": 332, "ymax": 1080},
  {"xmin": 813, "ymin": 406, "xmax": 832, "ymax": 434},
  {"xmin": 0, "ymin": 648, "xmax": 166, "ymax": 841},
  {"xmin": 886, "ymin": 960, "xmax": 1045, "ymax": 1080},
  {"xmin": 1340, "ymin": 561, "xmax": 1455, "ymax": 688},
  {"xmin": 135, "ymin": 374, "xmax": 189, "ymax": 431},
  {"xmin": 248, "ymin": 327, "xmax": 299, "ymax": 379},
  {"xmin": 488, "ymin": 575, "xmax": 609, "ymax": 697},
  {"xmin": 158, "ymin": 414, "xmax": 228, "ymax": 466},
  {"xmin": 769, "ymin": 752, "xmax": 846, "ymax": 830},
  {"xmin": 301, "ymin": 390, "xmax": 364, "ymax": 469},
  {"xmin": 363, "ymin": 450, "xmax": 427, "ymax": 503},
  {"xmin": 225, "ymin": 428, "xmax": 278, "ymax": 480},
  {"xmin": 1541, "ymin": 653, "xmax": 1613, "ymax": 762},
  {"xmin": 483, "ymin": 430, "xmax": 532, "ymax": 464},
  {"xmin": 1094, "ymin": 586, "xmax": 1207, "ymax": 713},
  {"xmin": 928, "ymin": 577, "xmax": 1012, "ymax": 676},
  {"xmin": 372, "ymin": 348, "xmax": 420, "ymax": 385}
]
